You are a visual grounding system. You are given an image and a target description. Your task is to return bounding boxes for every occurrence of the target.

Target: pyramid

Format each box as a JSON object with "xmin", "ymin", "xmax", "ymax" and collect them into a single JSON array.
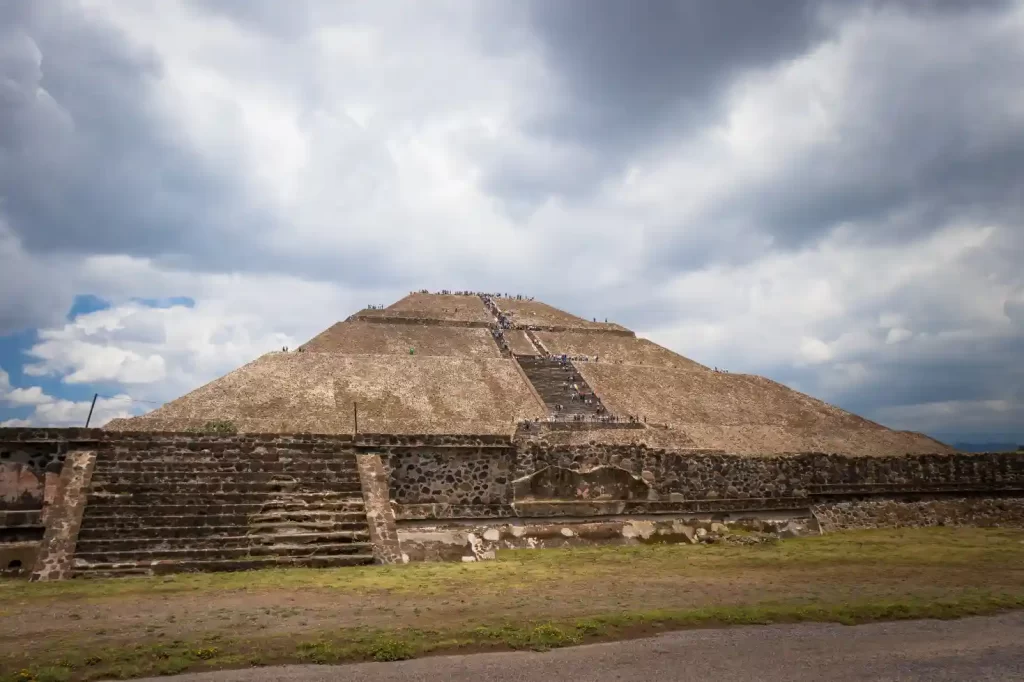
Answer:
[{"xmin": 107, "ymin": 292, "xmax": 952, "ymax": 456}]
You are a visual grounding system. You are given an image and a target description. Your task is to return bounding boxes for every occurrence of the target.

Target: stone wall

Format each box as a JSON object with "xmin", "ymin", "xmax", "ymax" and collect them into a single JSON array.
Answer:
[
  {"xmin": 386, "ymin": 440, "xmax": 1024, "ymax": 520},
  {"xmin": 4, "ymin": 427, "xmax": 1024, "ymax": 573},
  {"xmin": 0, "ymin": 436, "xmax": 68, "ymax": 510},
  {"xmin": 812, "ymin": 496, "xmax": 1024, "ymax": 531},
  {"xmin": 4, "ymin": 427, "xmax": 1023, "ymax": 516},
  {"xmin": 355, "ymin": 454, "xmax": 403, "ymax": 564},
  {"xmin": 517, "ymin": 442, "xmax": 1024, "ymax": 501},
  {"xmin": 351, "ymin": 314, "xmax": 491, "ymax": 329},
  {"xmin": 30, "ymin": 450, "xmax": 97, "ymax": 581},
  {"xmin": 385, "ymin": 446, "xmax": 516, "ymax": 505}
]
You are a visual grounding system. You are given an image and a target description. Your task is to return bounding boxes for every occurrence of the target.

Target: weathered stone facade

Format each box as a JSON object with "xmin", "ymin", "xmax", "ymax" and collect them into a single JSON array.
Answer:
[
  {"xmin": 382, "ymin": 442, "xmax": 1024, "ymax": 521},
  {"xmin": 0, "ymin": 435, "xmax": 69, "ymax": 510},
  {"xmin": 31, "ymin": 450, "xmax": 97, "ymax": 581},
  {"xmin": 385, "ymin": 446, "xmax": 516, "ymax": 505},
  {"xmin": 355, "ymin": 454, "xmax": 403, "ymax": 564},
  {"xmin": 812, "ymin": 496, "xmax": 1024, "ymax": 531},
  {"xmin": 2, "ymin": 427, "xmax": 1024, "ymax": 576}
]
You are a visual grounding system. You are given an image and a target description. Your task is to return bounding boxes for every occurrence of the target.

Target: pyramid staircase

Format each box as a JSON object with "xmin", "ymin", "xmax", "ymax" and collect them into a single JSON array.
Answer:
[
  {"xmin": 516, "ymin": 357, "xmax": 606, "ymax": 417},
  {"xmin": 73, "ymin": 447, "xmax": 374, "ymax": 577}
]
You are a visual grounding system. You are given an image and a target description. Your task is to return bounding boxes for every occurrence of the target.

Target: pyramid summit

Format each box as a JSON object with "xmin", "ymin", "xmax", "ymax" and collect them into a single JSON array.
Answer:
[{"xmin": 109, "ymin": 291, "xmax": 950, "ymax": 456}]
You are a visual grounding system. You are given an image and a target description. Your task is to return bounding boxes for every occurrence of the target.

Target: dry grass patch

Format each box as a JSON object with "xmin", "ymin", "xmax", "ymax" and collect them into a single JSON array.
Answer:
[{"xmin": 3, "ymin": 528, "xmax": 1023, "ymax": 681}]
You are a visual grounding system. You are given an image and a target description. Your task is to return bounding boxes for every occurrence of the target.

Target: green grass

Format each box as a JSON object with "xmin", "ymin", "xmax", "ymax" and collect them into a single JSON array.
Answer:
[
  {"xmin": 4, "ymin": 527, "xmax": 1022, "ymax": 602},
  {"xmin": 4, "ymin": 528, "xmax": 1024, "ymax": 681},
  {"xmin": 6, "ymin": 592, "xmax": 1024, "ymax": 681}
]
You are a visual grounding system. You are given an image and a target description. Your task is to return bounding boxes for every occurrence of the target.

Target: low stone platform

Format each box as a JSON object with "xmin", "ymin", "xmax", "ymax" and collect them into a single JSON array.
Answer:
[{"xmin": 70, "ymin": 447, "xmax": 375, "ymax": 577}]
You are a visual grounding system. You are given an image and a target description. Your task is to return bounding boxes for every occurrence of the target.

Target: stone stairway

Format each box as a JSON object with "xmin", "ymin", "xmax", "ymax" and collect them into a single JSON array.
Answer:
[
  {"xmin": 73, "ymin": 449, "xmax": 374, "ymax": 577},
  {"xmin": 516, "ymin": 357, "xmax": 607, "ymax": 417}
]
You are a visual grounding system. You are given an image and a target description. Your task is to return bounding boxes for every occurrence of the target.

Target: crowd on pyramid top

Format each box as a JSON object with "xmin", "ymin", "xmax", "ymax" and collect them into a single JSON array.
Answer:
[
  {"xmin": 415, "ymin": 289, "xmax": 534, "ymax": 300},
  {"xmin": 518, "ymin": 414, "xmax": 648, "ymax": 427}
]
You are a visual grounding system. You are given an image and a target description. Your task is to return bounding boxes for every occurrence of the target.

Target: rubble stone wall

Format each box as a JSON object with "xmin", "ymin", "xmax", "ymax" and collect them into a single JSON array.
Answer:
[
  {"xmin": 382, "ymin": 441, "xmax": 1024, "ymax": 517},
  {"xmin": 0, "ymin": 437, "xmax": 67, "ymax": 510},
  {"xmin": 384, "ymin": 447, "xmax": 516, "ymax": 505},
  {"xmin": 30, "ymin": 450, "xmax": 97, "ymax": 581},
  {"xmin": 812, "ymin": 496, "xmax": 1024, "ymax": 531},
  {"xmin": 517, "ymin": 442, "xmax": 1024, "ymax": 500},
  {"xmin": 3, "ymin": 428, "xmax": 1024, "ymax": 570}
]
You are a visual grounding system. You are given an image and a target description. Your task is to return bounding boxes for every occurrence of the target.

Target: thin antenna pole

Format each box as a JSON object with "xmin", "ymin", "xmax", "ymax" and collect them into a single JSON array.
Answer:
[
  {"xmin": 353, "ymin": 401, "xmax": 358, "ymax": 435},
  {"xmin": 85, "ymin": 393, "xmax": 98, "ymax": 427}
]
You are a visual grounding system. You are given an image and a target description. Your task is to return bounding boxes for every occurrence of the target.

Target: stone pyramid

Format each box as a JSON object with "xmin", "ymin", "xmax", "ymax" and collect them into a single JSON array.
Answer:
[{"xmin": 108, "ymin": 292, "xmax": 951, "ymax": 456}]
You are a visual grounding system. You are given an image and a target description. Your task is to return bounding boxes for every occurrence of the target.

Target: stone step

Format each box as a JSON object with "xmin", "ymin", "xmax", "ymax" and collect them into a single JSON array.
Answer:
[
  {"xmin": 95, "ymin": 452, "xmax": 358, "ymax": 465},
  {"xmin": 83, "ymin": 501, "xmax": 365, "ymax": 519},
  {"xmin": 74, "ymin": 542, "xmax": 372, "ymax": 565},
  {"xmin": 91, "ymin": 470, "xmax": 360, "ymax": 482},
  {"xmin": 71, "ymin": 553, "xmax": 375, "ymax": 577},
  {"xmin": 78, "ymin": 510, "xmax": 368, "ymax": 533},
  {"xmin": 0, "ymin": 509, "xmax": 43, "ymax": 527},
  {"xmin": 78, "ymin": 521, "xmax": 368, "ymax": 541},
  {"xmin": 77, "ymin": 531, "xmax": 369, "ymax": 553},
  {"xmin": 89, "ymin": 480, "xmax": 362, "ymax": 495},
  {"xmin": 92, "ymin": 459, "xmax": 359, "ymax": 472},
  {"xmin": 0, "ymin": 526, "xmax": 44, "ymax": 543},
  {"xmin": 516, "ymin": 357, "xmax": 607, "ymax": 416},
  {"xmin": 86, "ymin": 490, "xmax": 363, "ymax": 506}
]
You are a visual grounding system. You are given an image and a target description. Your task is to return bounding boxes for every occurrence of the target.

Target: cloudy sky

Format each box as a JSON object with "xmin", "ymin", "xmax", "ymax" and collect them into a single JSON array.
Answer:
[{"xmin": 1, "ymin": 0, "xmax": 1022, "ymax": 444}]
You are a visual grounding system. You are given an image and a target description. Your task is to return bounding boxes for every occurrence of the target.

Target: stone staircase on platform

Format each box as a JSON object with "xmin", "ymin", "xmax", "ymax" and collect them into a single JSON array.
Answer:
[
  {"xmin": 515, "ymin": 357, "xmax": 606, "ymax": 417},
  {"xmin": 73, "ymin": 448, "xmax": 374, "ymax": 577}
]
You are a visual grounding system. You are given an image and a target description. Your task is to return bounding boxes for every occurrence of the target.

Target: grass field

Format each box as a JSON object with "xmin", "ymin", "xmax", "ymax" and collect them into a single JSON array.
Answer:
[{"xmin": 3, "ymin": 527, "xmax": 1024, "ymax": 681}]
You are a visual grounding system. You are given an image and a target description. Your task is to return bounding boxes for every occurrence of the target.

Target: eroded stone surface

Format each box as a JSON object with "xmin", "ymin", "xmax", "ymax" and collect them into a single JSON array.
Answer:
[
  {"xmin": 31, "ymin": 450, "xmax": 96, "ymax": 581},
  {"xmin": 813, "ymin": 497, "xmax": 1024, "ymax": 532},
  {"xmin": 4, "ymin": 427, "xmax": 1024, "ymax": 573},
  {"xmin": 355, "ymin": 454, "xmax": 404, "ymax": 564},
  {"xmin": 513, "ymin": 465, "xmax": 653, "ymax": 501},
  {"xmin": 396, "ymin": 516, "xmax": 798, "ymax": 560}
]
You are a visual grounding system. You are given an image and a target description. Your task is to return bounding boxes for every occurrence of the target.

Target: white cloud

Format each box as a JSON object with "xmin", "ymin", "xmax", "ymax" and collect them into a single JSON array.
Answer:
[
  {"xmin": 799, "ymin": 337, "xmax": 833, "ymax": 365},
  {"xmin": 0, "ymin": 369, "xmax": 134, "ymax": 427},
  {"xmin": 885, "ymin": 328, "xmax": 913, "ymax": 345},
  {"xmin": 4, "ymin": 386, "xmax": 51, "ymax": 406},
  {"xmin": 0, "ymin": 1, "xmax": 1021, "ymax": 440},
  {"xmin": 20, "ymin": 300, "xmax": 296, "ymax": 402}
]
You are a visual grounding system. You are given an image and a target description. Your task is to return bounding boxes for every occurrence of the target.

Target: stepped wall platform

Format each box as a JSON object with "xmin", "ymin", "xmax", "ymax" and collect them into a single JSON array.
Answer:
[
  {"xmin": 494, "ymin": 297, "xmax": 629, "ymax": 332},
  {"xmin": 3, "ymin": 427, "xmax": 1023, "ymax": 577},
  {"xmin": 301, "ymin": 321, "xmax": 501, "ymax": 357},
  {"xmin": 535, "ymin": 332, "xmax": 707, "ymax": 370}
]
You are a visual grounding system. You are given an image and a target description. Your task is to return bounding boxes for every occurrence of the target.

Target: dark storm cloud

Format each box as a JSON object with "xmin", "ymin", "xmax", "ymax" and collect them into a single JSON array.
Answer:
[
  {"xmin": 0, "ymin": 3, "xmax": 228, "ymax": 257},
  {"xmin": 712, "ymin": 19, "xmax": 1024, "ymax": 254},
  {"xmin": 0, "ymin": 2, "xmax": 405, "ymax": 293},
  {"xmin": 481, "ymin": 0, "xmax": 1024, "ymax": 272},
  {"xmin": 774, "ymin": 332, "xmax": 1024, "ymax": 431},
  {"xmin": 524, "ymin": 0, "xmax": 821, "ymax": 138},
  {"xmin": 478, "ymin": 0, "xmax": 825, "ymax": 207}
]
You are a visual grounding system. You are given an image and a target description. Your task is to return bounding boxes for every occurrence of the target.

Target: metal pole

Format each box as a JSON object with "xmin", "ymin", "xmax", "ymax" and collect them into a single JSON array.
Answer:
[
  {"xmin": 85, "ymin": 393, "xmax": 98, "ymax": 427},
  {"xmin": 353, "ymin": 401, "xmax": 358, "ymax": 435}
]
